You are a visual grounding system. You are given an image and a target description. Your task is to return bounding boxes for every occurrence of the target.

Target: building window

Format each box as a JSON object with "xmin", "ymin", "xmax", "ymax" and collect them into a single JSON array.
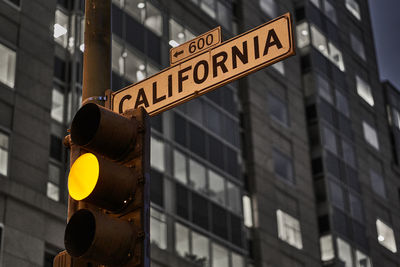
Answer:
[
  {"xmin": 276, "ymin": 210, "xmax": 303, "ymax": 249},
  {"xmin": 175, "ymin": 222, "xmax": 190, "ymax": 257},
  {"xmin": 376, "ymin": 219, "xmax": 397, "ymax": 253},
  {"xmin": 192, "ymin": 231, "xmax": 210, "ymax": 266},
  {"xmin": 123, "ymin": 0, "xmax": 163, "ymax": 36},
  {"xmin": 151, "ymin": 137, "xmax": 165, "ymax": 172},
  {"xmin": 337, "ymin": 238, "xmax": 353, "ymax": 267},
  {"xmin": 216, "ymin": 1, "xmax": 231, "ymax": 30},
  {"xmin": 0, "ymin": 42, "xmax": 16, "ymax": 89},
  {"xmin": 212, "ymin": 243, "xmax": 229, "ymax": 267},
  {"xmin": 268, "ymin": 94, "xmax": 288, "ymax": 126},
  {"xmin": 232, "ymin": 252, "xmax": 244, "ymax": 267},
  {"xmin": 174, "ymin": 150, "xmax": 187, "ymax": 184},
  {"xmin": 345, "ymin": 0, "xmax": 361, "ymax": 21},
  {"xmin": 296, "ymin": 22, "xmax": 310, "ymax": 49},
  {"xmin": 227, "ymin": 181, "xmax": 241, "ymax": 214},
  {"xmin": 341, "ymin": 140, "xmax": 356, "ymax": 168},
  {"xmin": 208, "ymin": 170, "xmax": 225, "ymax": 205},
  {"xmin": 0, "ymin": 132, "xmax": 9, "ymax": 177},
  {"xmin": 243, "ymin": 195, "xmax": 253, "ymax": 228},
  {"xmin": 355, "ymin": 249, "xmax": 372, "ymax": 267},
  {"xmin": 259, "ymin": 0, "xmax": 277, "ymax": 18},
  {"xmin": 273, "ymin": 148, "xmax": 294, "ymax": 183},
  {"xmin": 391, "ymin": 108, "xmax": 400, "ymax": 130},
  {"xmin": 370, "ymin": 168, "xmax": 386, "ymax": 198},
  {"xmin": 335, "ymin": 90, "xmax": 350, "ymax": 117},
  {"xmin": 54, "ymin": 9, "xmax": 69, "ymax": 48},
  {"xmin": 362, "ymin": 121, "xmax": 379, "ymax": 150},
  {"xmin": 322, "ymin": 126, "xmax": 337, "ymax": 155},
  {"xmin": 320, "ymin": 235, "xmax": 334, "ymax": 261},
  {"xmin": 350, "ymin": 34, "xmax": 366, "ymax": 61},
  {"xmin": 169, "ymin": 18, "xmax": 195, "ymax": 47},
  {"xmin": 329, "ymin": 180, "xmax": 345, "ymax": 210},
  {"xmin": 356, "ymin": 76, "xmax": 374, "ymax": 106},
  {"xmin": 150, "ymin": 208, "xmax": 167, "ymax": 250},
  {"xmin": 323, "ymin": 0, "xmax": 337, "ymax": 24},
  {"xmin": 200, "ymin": 0, "xmax": 217, "ymax": 19},
  {"xmin": 47, "ymin": 163, "xmax": 60, "ymax": 202},
  {"xmin": 189, "ymin": 159, "xmax": 207, "ymax": 193},
  {"xmin": 51, "ymin": 88, "xmax": 65, "ymax": 123},
  {"xmin": 316, "ymin": 74, "xmax": 333, "ymax": 104}
]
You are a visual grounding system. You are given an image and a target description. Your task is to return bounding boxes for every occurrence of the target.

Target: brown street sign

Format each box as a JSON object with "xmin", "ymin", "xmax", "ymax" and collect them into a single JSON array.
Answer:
[
  {"xmin": 170, "ymin": 26, "xmax": 221, "ymax": 65},
  {"xmin": 112, "ymin": 13, "xmax": 295, "ymax": 116}
]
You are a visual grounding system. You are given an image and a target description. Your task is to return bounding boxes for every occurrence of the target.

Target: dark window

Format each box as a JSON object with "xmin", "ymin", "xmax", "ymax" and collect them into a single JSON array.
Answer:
[
  {"xmin": 54, "ymin": 57, "xmax": 66, "ymax": 81},
  {"xmin": 211, "ymin": 203, "xmax": 228, "ymax": 239},
  {"xmin": 150, "ymin": 114, "xmax": 163, "ymax": 133},
  {"xmin": 328, "ymin": 180, "xmax": 345, "ymax": 210},
  {"xmin": 192, "ymin": 192, "xmax": 209, "ymax": 230},
  {"xmin": 346, "ymin": 167, "xmax": 360, "ymax": 193},
  {"xmin": 126, "ymin": 16, "xmax": 145, "ymax": 52},
  {"xmin": 230, "ymin": 214, "xmax": 242, "ymax": 247},
  {"xmin": 150, "ymin": 169, "xmax": 163, "ymax": 207},
  {"xmin": 349, "ymin": 193, "xmax": 364, "ymax": 222},
  {"xmin": 112, "ymin": 4, "xmax": 124, "ymax": 38},
  {"xmin": 338, "ymin": 114, "xmax": 353, "ymax": 140},
  {"xmin": 174, "ymin": 113, "xmax": 187, "ymax": 147},
  {"xmin": 224, "ymin": 116, "xmax": 239, "ymax": 147},
  {"xmin": 205, "ymin": 102, "xmax": 222, "ymax": 135},
  {"xmin": 57, "ymin": 0, "xmax": 69, "ymax": 9},
  {"xmin": 187, "ymin": 98, "xmax": 203, "ymax": 123},
  {"xmin": 306, "ymin": 104, "xmax": 317, "ymax": 120},
  {"xmin": 222, "ymin": 87, "xmax": 236, "ymax": 115},
  {"xmin": 272, "ymin": 148, "xmax": 293, "ymax": 183},
  {"xmin": 352, "ymin": 221, "xmax": 368, "ymax": 250},
  {"xmin": 208, "ymin": 135, "xmax": 224, "ymax": 169},
  {"xmin": 207, "ymin": 89, "xmax": 222, "ymax": 106},
  {"xmin": 332, "ymin": 208, "xmax": 348, "ymax": 236},
  {"xmin": 325, "ymin": 152, "xmax": 340, "ymax": 179},
  {"xmin": 226, "ymin": 147, "xmax": 239, "ymax": 178},
  {"xmin": 189, "ymin": 123, "xmax": 206, "ymax": 158},
  {"xmin": 112, "ymin": 71, "xmax": 124, "ymax": 91},
  {"xmin": 176, "ymin": 183, "xmax": 189, "ymax": 220},
  {"xmin": 312, "ymin": 158, "xmax": 323, "ymax": 175},
  {"xmin": 268, "ymin": 94, "xmax": 288, "ymax": 126},
  {"xmin": 318, "ymin": 215, "xmax": 330, "ymax": 233},
  {"xmin": 50, "ymin": 135, "xmax": 62, "ymax": 161},
  {"xmin": 319, "ymin": 101, "xmax": 335, "ymax": 125},
  {"xmin": 146, "ymin": 30, "xmax": 161, "ymax": 63},
  {"xmin": 0, "ymin": 225, "xmax": 3, "ymax": 255}
]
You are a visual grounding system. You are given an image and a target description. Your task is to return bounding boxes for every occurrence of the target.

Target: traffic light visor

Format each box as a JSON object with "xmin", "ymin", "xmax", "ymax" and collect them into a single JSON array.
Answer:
[{"xmin": 69, "ymin": 153, "xmax": 99, "ymax": 200}]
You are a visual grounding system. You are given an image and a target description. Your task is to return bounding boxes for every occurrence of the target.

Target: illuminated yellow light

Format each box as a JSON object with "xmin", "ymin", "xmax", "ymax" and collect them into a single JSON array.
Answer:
[{"xmin": 68, "ymin": 153, "xmax": 99, "ymax": 201}]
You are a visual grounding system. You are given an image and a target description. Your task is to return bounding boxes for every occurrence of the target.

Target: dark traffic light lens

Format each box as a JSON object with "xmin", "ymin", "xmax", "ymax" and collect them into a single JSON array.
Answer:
[
  {"xmin": 71, "ymin": 103, "xmax": 101, "ymax": 146},
  {"xmin": 65, "ymin": 209, "xmax": 96, "ymax": 257}
]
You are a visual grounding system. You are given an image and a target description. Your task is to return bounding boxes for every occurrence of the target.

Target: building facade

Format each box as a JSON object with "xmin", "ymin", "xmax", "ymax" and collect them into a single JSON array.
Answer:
[{"xmin": 0, "ymin": 0, "xmax": 399, "ymax": 267}]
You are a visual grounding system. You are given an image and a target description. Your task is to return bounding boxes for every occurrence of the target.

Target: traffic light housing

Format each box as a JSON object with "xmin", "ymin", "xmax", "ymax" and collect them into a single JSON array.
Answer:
[{"xmin": 60, "ymin": 103, "xmax": 150, "ymax": 267}]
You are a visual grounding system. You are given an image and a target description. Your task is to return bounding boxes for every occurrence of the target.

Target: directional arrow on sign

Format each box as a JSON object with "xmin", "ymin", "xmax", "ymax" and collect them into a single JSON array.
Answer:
[
  {"xmin": 173, "ymin": 50, "xmax": 184, "ymax": 58},
  {"xmin": 112, "ymin": 13, "xmax": 295, "ymax": 116}
]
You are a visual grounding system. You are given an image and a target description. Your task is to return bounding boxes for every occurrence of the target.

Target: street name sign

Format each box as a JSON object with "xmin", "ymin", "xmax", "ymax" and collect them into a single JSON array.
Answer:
[
  {"xmin": 112, "ymin": 13, "xmax": 295, "ymax": 116},
  {"xmin": 170, "ymin": 26, "xmax": 221, "ymax": 65}
]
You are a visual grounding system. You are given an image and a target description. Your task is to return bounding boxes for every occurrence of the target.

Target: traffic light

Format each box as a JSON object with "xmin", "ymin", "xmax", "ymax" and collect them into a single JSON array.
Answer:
[{"xmin": 63, "ymin": 103, "xmax": 150, "ymax": 267}]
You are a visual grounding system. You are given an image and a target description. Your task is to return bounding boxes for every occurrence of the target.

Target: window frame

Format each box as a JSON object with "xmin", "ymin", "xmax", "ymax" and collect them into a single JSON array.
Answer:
[
  {"xmin": 0, "ymin": 41, "xmax": 17, "ymax": 89},
  {"xmin": 0, "ymin": 131, "xmax": 10, "ymax": 177},
  {"xmin": 276, "ymin": 209, "xmax": 303, "ymax": 249}
]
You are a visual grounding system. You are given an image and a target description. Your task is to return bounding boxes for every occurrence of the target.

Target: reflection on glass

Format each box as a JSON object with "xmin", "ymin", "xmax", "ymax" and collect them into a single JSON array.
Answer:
[
  {"xmin": 174, "ymin": 150, "xmax": 187, "ymax": 184},
  {"xmin": 192, "ymin": 231, "xmax": 209, "ymax": 267},
  {"xmin": 150, "ymin": 208, "xmax": 167, "ymax": 249},
  {"xmin": 175, "ymin": 223, "xmax": 190, "ymax": 257},
  {"xmin": 189, "ymin": 159, "xmax": 207, "ymax": 193},
  {"xmin": 211, "ymin": 243, "xmax": 228, "ymax": 267},
  {"xmin": 208, "ymin": 170, "xmax": 225, "ymax": 205}
]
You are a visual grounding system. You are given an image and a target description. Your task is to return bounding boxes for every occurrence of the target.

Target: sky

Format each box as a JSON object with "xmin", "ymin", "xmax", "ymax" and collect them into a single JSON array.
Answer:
[{"xmin": 368, "ymin": 0, "xmax": 400, "ymax": 89}]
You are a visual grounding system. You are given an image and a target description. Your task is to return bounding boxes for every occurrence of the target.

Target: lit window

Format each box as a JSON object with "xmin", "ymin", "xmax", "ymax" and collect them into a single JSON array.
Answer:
[
  {"xmin": 392, "ymin": 108, "xmax": 400, "ymax": 129},
  {"xmin": 169, "ymin": 18, "xmax": 195, "ymax": 47},
  {"xmin": 311, "ymin": 25, "xmax": 329, "ymax": 57},
  {"xmin": 0, "ymin": 132, "xmax": 9, "ymax": 177},
  {"xmin": 337, "ymin": 238, "xmax": 353, "ymax": 267},
  {"xmin": 362, "ymin": 121, "xmax": 379, "ymax": 150},
  {"xmin": 231, "ymin": 252, "xmax": 244, "ymax": 267},
  {"xmin": 201, "ymin": 0, "xmax": 216, "ymax": 19},
  {"xmin": 350, "ymin": 34, "xmax": 366, "ymax": 61},
  {"xmin": 356, "ymin": 76, "xmax": 374, "ymax": 106},
  {"xmin": 150, "ymin": 137, "xmax": 165, "ymax": 171},
  {"xmin": 189, "ymin": 159, "xmax": 206, "ymax": 193},
  {"xmin": 268, "ymin": 94, "xmax": 288, "ymax": 126},
  {"xmin": 150, "ymin": 208, "xmax": 167, "ymax": 249},
  {"xmin": 320, "ymin": 235, "xmax": 334, "ymax": 261},
  {"xmin": 376, "ymin": 219, "xmax": 397, "ymax": 253},
  {"xmin": 125, "ymin": 0, "xmax": 163, "ymax": 36},
  {"xmin": 227, "ymin": 181, "xmax": 241, "ymax": 214},
  {"xmin": 208, "ymin": 170, "xmax": 225, "ymax": 205},
  {"xmin": 259, "ymin": 0, "xmax": 277, "ymax": 18},
  {"xmin": 192, "ymin": 231, "xmax": 210, "ymax": 266},
  {"xmin": 323, "ymin": 0, "xmax": 337, "ymax": 24},
  {"xmin": 370, "ymin": 168, "xmax": 386, "ymax": 198},
  {"xmin": 175, "ymin": 222, "xmax": 190, "ymax": 257},
  {"xmin": 79, "ymin": 17, "xmax": 85, "ymax": 52},
  {"xmin": 125, "ymin": 49, "xmax": 146, "ymax": 83},
  {"xmin": 272, "ymin": 148, "xmax": 294, "ymax": 183},
  {"xmin": 0, "ymin": 43, "xmax": 16, "ymax": 88},
  {"xmin": 328, "ymin": 42, "xmax": 345, "ymax": 71},
  {"xmin": 296, "ymin": 22, "xmax": 310, "ymax": 49},
  {"xmin": 355, "ymin": 250, "xmax": 371, "ymax": 267},
  {"xmin": 345, "ymin": 0, "xmax": 361, "ymax": 21},
  {"xmin": 276, "ymin": 210, "xmax": 303, "ymax": 249},
  {"xmin": 173, "ymin": 150, "xmax": 187, "ymax": 184},
  {"xmin": 323, "ymin": 126, "xmax": 337, "ymax": 155},
  {"xmin": 212, "ymin": 243, "xmax": 229, "ymax": 267},
  {"xmin": 51, "ymin": 88, "xmax": 64, "ymax": 123},
  {"xmin": 243, "ymin": 195, "xmax": 254, "ymax": 228},
  {"xmin": 54, "ymin": 9, "xmax": 69, "ymax": 48},
  {"xmin": 112, "ymin": 39, "xmax": 124, "ymax": 76},
  {"xmin": 47, "ymin": 164, "xmax": 60, "ymax": 202}
]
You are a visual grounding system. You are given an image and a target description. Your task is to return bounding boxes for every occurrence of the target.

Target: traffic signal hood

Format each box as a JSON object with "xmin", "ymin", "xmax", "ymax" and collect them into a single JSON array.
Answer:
[{"xmin": 63, "ymin": 103, "xmax": 150, "ymax": 267}]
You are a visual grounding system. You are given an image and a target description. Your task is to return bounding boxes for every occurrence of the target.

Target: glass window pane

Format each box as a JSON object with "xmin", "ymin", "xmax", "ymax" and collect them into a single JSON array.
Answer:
[
  {"xmin": 355, "ymin": 250, "xmax": 371, "ymax": 267},
  {"xmin": 227, "ymin": 182, "xmax": 241, "ymax": 214},
  {"xmin": 362, "ymin": 121, "xmax": 379, "ymax": 150},
  {"xmin": 175, "ymin": 223, "xmax": 189, "ymax": 257},
  {"xmin": 356, "ymin": 76, "xmax": 374, "ymax": 106},
  {"xmin": 51, "ymin": 89, "xmax": 64, "ymax": 123},
  {"xmin": 54, "ymin": 10, "xmax": 69, "ymax": 48},
  {"xmin": 47, "ymin": 182, "xmax": 60, "ymax": 202},
  {"xmin": 268, "ymin": 94, "xmax": 288, "ymax": 126},
  {"xmin": 174, "ymin": 150, "xmax": 187, "ymax": 184},
  {"xmin": 169, "ymin": 19, "xmax": 184, "ymax": 47},
  {"xmin": 329, "ymin": 180, "xmax": 345, "ymax": 210},
  {"xmin": 322, "ymin": 126, "xmax": 337, "ymax": 155},
  {"xmin": 217, "ymin": 2, "xmax": 231, "ymax": 30},
  {"xmin": 370, "ymin": 169, "xmax": 386, "ymax": 198},
  {"xmin": 150, "ymin": 208, "xmax": 167, "ymax": 249},
  {"xmin": 211, "ymin": 243, "xmax": 228, "ymax": 267},
  {"xmin": 151, "ymin": 137, "xmax": 165, "ymax": 171},
  {"xmin": 112, "ymin": 39, "xmax": 124, "ymax": 75},
  {"xmin": 145, "ymin": 2, "xmax": 163, "ymax": 36},
  {"xmin": 192, "ymin": 231, "xmax": 209, "ymax": 266},
  {"xmin": 376, "ymin": 219, "xmax": 397, "ymax": 253},
  {"xmin": 273, "ymin": 149, "xmax": 294, "ymax": 182},
  {"xmin": 316, "ymin": 75, "xmax": 332, "ymax": 104},
  {"xmin": 208, "ymin": 170, "xmax": 225, "ymax": 205},
  {"xmin": 328, "ymin": 42, "xmax": 345, "ymax": 71},
  {"xmin": 311, "ymin": 25, "xmax": 329, "ymax": 57},
  {"xmin": 349, "ymin": 193, "xmax": 364, "ymax": 222},
  {"xmin": 0, "ymin": 132, "xmax": 9, "ymax": 177},
  {"xmin": 243, "ymin": 195, "xmax": 253, "ymax": 227},
  {"xmin": 125, "ymin": 0, "xmax": 144, "ymax": 22},
  {"xmin": 337, "ymin": 238, "xmax": 354, "ymax": 267},
  {"xmin": 345, "ymin": 0, "xmax": 361, "ymax": 20},
  {"xmin": 231, "ymin": 252, "xmax": 244, "ymax": 267},
  {"xmin": 200, "ymin": 0, "xmax": 216, "ymax": 19},
  {"xmin": 320, "ymin": 235, "xmax": 334, "ymax": 261},
  {"xmin": 48, "ymin": 164, "xmax": 61, "ymax": 185},
  {"xmin": 342, "ymin": 140, "xmax": 356, "ymax": 168},
  {"xmin": 323, "ymin": 0, "xmax": 337, "ymax": 24},
  {"xmin": 350, "ymin": 34, "xmax": 366, "ymax": 61},
  {"xmin": 276, "ymin": 210, "xmax": 303, "ymax": 249},
  {"xmin": 125, "ymin": 49, "xmax": 146, "ymax": 83},
  {"xmin": 296, "ymin": 22, "xmax": 310, "ymax": 49},
  {"xmin": 189, "ymin": 159, "xmax": 206, "ymax": 193},
  {"xmin": 259, "ymin": 0, "xmax": 277, "ymax": 17},
  {"xmin": 336, "ymin": 90, "xmax": 350, "ymax": 117},
  {"xmin": 0, "ymin": 43, "xmax": 16, "ymax": 88}
]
